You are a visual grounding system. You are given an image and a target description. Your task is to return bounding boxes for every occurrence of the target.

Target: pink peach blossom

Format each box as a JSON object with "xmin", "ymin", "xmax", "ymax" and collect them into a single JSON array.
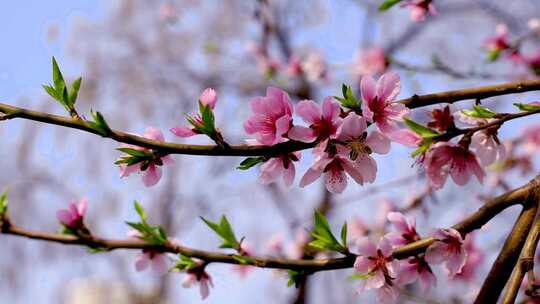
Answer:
[
  {"xmin": 287, "ymin": 97, "xmax": 342, "ymax": 143},
  {"xmin": 182, "ymin": 271, "xmax": 214, "ymax": 300},
  {"xmin": 425, "ymin": 228, "xmax": 468, "ymax": 276},
  {"xmin": 244, "ymin": 87, "xmax": 294, "ymax": 146},
  {"xmin": 424, "ymin": 142, "xmax": 485, "ymax": 189},
  {"xmin": 360, "ymin": 72, "xmax": 419, "ymax": 146},
  {"xmin": 398, "ymin": 257, "xmax": 437, "ymax": 293},
  {"xmin": 259, "ymin": 151, "xmax": 301, "ymax": 187},
  {"xmin": 299, "ymin": 114, "xmax": 390, "ymax": 193},
  {"xmin": 454, "ymin": 234, "xmax": 485, "ymax": 281},
  {"xmin": 57, "ymin": 198, "xmax": 87, "ymax": 229},
  {"xmin": 170, "ymin": 88, "xmax": 218, "ymax": 138},
  {"xmin": 403, "ymin": 0, "xmax": 437, "ymax": 22},
  {"xmin": 470, "ymin": 131, "xmax": 506, "ymax": 166},
  {"xmin": 386, "ymin": 212, "xmax": 421, "ymax": 247},
  {"xmin": 134, "ymin": 249, "xmax": 168, "ymax": 274},
  {"xmin": 118, "ymin": 127, "xmax": 175, "ymax": 187},
  {"xmin": 353, "ymin": 46, "xmax": 387, "ymax": 77},
  {"xmin": 354, "ymin": 237, "xmax": 400, "ymax": 304}
]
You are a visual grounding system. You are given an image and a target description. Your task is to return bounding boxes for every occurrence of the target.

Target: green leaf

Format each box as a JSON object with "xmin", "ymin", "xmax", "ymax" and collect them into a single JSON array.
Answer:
[
  {"xmin": 199, "ymin": 103, "xmax": 216, "ymax": 133},
  {"xmin": 42, "ymin": 84, "xmax": 59, "ymax": 100},
  {"xmin": 134, "ymin": 201, "xmax": 147, "ymax": 222},
  {"xmin": 174, "ymin": 254, "xmax": 196, "ymax": 271},
  {"xmin": 0, "ymin": 191, "xmax": 8, "ymax": 216},
  {"xmin": 379, "ymin": 0, "xmax": 403, "ymax": 11},
  {"xmin": 201, "ymin": 215, "xmax": 240, "ymax": 249},
  {"xmin": 340, "ymin": 222, "xmax": 348, "ymax": 248},
  {"xmin": 309, "ymin": 210, "xmax": 347, "ymax": 254},
  {"xmin": 90, "ymin": 110, "xmax": 112, "ymax": 136},
  {"xmin": 462, "ymin": 105, "xmax": 497, "ymax": 118},
  {"xmin": 336, "ymin": 84, "xmax": 359, "ymax": 110},
  {"xmin": 68, "ymin": 77, "xmax": 82, "ymax": 107},
  {"xmin": 237, "ymin": 157, "xmax": 266, "ymax": 170},
  {"xmin": 404, "ymin": 117, "xmax": 441, "ymax": 139},
  {"xmin": 411, "ymin": 140, "xmax": 433, "ymax": 157},
  {"xmin": 514, "ymin": 103, "xmax": 540, "ymax": 112},
  {"xmin": 287, "ymin": 270, "xmax": 307, "ymax": 288},
  {"xmin": 117, "ymin": 148, "xmax": 153, "ymax": 158},
  {"xmin": 51, "ymin": 57, "xmax": 65, "ymax": 90}
]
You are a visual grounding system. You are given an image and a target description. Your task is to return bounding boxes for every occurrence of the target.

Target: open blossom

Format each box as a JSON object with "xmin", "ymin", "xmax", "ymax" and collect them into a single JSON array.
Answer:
[
  {"xmin": 403, "ymin": 0, "xmax": 437, "ymax": 22},
  {"xmin": 386, "ymin": 212, "xmax": 420, "ymax": 247},
  {"xmin": 454, "ymin": 234, "xmax": 484, "ymax": 281},
  {"xmin": 287, "ymin": 97, "xmax": 342, "ymax": 143},
  {"xmin": 425, "ymin": 228, "xmax": 468, "ymax": 276},
  {"xmin": 57, "ymin": 198, "xmax": 87, "ymax": 229},
  {"xmin": 183, "ymin": 271, "xmax": 214, "ymax": 300},
  {"xmin": 171, "ymin": 88, "xmax": 218, "ymax": 138},
  {"xmin": 299, "ymin": 114, "xmax": 390, "ymax": 193},
  {"xmin": 352, "ymin": 46, "xmax": 387, "ymax": 77},
  {"xmin": 259, "ymin": 151, "xmax": 301, "ymax": 187},
  {"xmin": 360, "ymin": 72, "xmax": 419, "ymax": 146},
  {"xmin": 118, "ymin": 127, "xmax": 175, "ymax": 187},
  {"xmin": 424, "ymin": 142, "xmax": 485, "ymax": 189},
  {"xmin": 244, "ymin": 87, "xmax": 293, "ymax": 146},
  {"xmin": 134, "ymin": 249, "xmax": 168, "ymax": 274},
  {"xmin": 398, "ymin": 257, "xmax": 437, "ymax": 293},
  {"xmin": 354, "ymin": 237, "xmax": 400, "ymax": 304},
  {"xmin": 470, "ymin": 131, "xmax": 506, "ymax": 166},
  {"xmin": 301, "ymin": 51, "xmax": 327, "ymax": 82}
]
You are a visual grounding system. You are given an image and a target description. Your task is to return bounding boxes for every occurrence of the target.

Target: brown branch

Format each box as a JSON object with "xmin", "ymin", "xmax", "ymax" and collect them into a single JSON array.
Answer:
[
  {"xmin": 1, "ymin": 179, "xmax": 534, "ymax": 273},
  {"xmin": 502, "ymin": 191, "xmax": 540, "ymax": 303},
  {"xmin": 400, "ymin": 80, "xmax": 540, "ymax": 109},
  {"xmin": 474, "ymin": 202, "xmax": 538, "ymax": 304},
  {"xmin": 0, "ymin": 80, "xmax": 539, "ymax": 157}
]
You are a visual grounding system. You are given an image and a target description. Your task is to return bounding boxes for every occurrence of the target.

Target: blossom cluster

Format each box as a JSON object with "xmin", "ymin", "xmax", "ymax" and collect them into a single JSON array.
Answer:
[{"xmin": 353, "ymin": 212, "xmax": 472, "ymax": 303}]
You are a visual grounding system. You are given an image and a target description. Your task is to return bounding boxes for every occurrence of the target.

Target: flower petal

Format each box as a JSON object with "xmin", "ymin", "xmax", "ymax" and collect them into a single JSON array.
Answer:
[
  {"xmin": 142, "ymin": 165, "xmax": 162, "ymax": 187},
  {"xmin": 170, "ymin": 126, "xmax": 197, "ymax": 137},
  {"xmin": 287, "ymin": 126, "xmax": 317, "ymax": 143},
  {"xmin": 376, "ymin": 72, "xmax": 401, "ymax": 102},
  {"xmin": 366, "ymin": 130, "xmax": 391, "ymax": 154},
  {"xmin": 296, "ymin": 99, "xmax": 321, "ymax": 124}
]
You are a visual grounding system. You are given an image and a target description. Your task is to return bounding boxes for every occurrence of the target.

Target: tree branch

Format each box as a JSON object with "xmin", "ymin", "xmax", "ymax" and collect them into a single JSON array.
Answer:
[
  {"xmin": 1, "ymin": 179, "xmax": 534, "ymax": 273},
  {"xmin": 474, "ymin": 201, "xmax": 538, "ymax": 303},
  {"xmin": 502, "ymin": 190, "xmax": 540, "ymax": 303},
  {"xmin": 1, "ymin": 80, "xmax": 539, "ymax": 157}
]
